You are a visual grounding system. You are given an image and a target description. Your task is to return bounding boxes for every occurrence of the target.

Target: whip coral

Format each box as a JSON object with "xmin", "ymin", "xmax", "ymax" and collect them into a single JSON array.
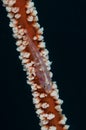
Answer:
[{"xmin": 1, "ymin": 0, "xmax": 70, "ymax": 130}]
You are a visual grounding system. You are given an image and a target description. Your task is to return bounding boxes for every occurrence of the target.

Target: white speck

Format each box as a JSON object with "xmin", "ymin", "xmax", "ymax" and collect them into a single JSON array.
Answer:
[
  {"xmin": 33, "ymin": 97, "xmax": 40, "ymax": 104},
  {"xmin": 7, "ymin": 13, "xmax": 14, "ymax": 19},
  {"xmin": 38, "ymin": 42, "xmax": 46, "ymax": 48},
  {"xmin": 46, "ymin": 60, "xmax": 52, "ymax": 66},
  {"xmin": 9, "ymin": 22, "xmax": 14, "ymax": 27},
  {"xmin": 16, "ymin": 40, "xmax": 22, "ymax": 46},
  {"xmin": 33, "ymin": 23, "xmax": 40, "ymax": 29},
  {"xmin": 52, "ymin": 82, "xmax": 58, "ymax": 89},
  {"xmin": 18, "ymin": 29, "xmax": 25, "ymax": 36},
  {"xmin": 17, "ymin": 34, "xmax": 23, "ymax": 39},
  {"xmin": 6, "ymin": 7, "xmax": 12, "ymax": 12},
  {"xmin": 39, "ymin": 113, "xmax": 48, "ymax": 120},
  {"xmin": 30, "ymin": 85, "xmax": 37, "ymax": 91},
  {"xmin": 22, "ymin": 59, "xmax": 29, "ymax": 65},
  {"xmin": 36, "ymin": 109, "xmax": 43, "ymax": 115},
  {"xmin": 40, "ymin": 119, "xmax": 49, "ymax": 125},
  {"xmin": 33, "ymin": 36, "xmax": 37, "ymax": 40},
  {"xmin": 40, "ymin": 93, "xmax": 47, "ymax": 98},
  {"xmin": 34, "ymin": 16, "xmax": 39, "ymax": 21},
  {"xmin": 57, "ymin": 99, "xmax": 63, "ymax": 105},
  {"xmin": 6, "ymin": 0, "xmax": 16, "ymax": 6},
  {"xmin": 12, "ymin": 7, "xmax": 19, "ymax": 13},
  {"xmin": 50, "ymin": 90, "xmax": 58, "ymax": 97},
  {"xmin": 27, "ymin": 1, "xmax": 34, "ymax": 8},
  {"xmin": 22, "ymin": 41, "xmax": 28, "ymax": 46},
  {"xmin": 26, "ymin": 80, "xmax": 33, "ymax": 85},
  {"xmin": 10, "ymin": 0, "xmax": 16, "ymax": 6},
  {"xmin": 63, "ymin": 125, "xmax": 70, "ymax": 130},
  {"xmin": 15, "ymin": 13, "xmax": 21, "ymax": 19},
  {"xmin": 26, "ymin": 62, "xmax": 34, "ymax": 68},
  {"xmin": 49, "ymin": 126, "xmax": 56, "ymax": 130},
  {"xmin": 16, "ymin": 45, "xmax": 25, "ymax": 52},
  {"xmin": 28, "ymin": 76, "xmax": 34, "ymax": 81},
  {"xmin": 28, "ymin": 7, "xmax": 34, "ymax": 13},
  {"xmin": 47, "ymin": 113, "xmax": 55, "ymax": 120},
  {"xmin": 32, "ymin": 91, "xmax": 39, "ymax": 97},
  {"xmin": 41, "ymin": 126, "xmax": 48, "ymax": 130},
  {"xmin": 22, "ymin": 59, "xmax": 29, "ymax": 64},
  {"xmin": 41, "ymin": 49, "xmax": 49, "ymax": 56},
  {"xmin": 55, "ymin": 105, "xmax": 62, "ymax": 112},
  {"xmin": 27, "ymin": 16, "xmax": 34, "ymax": 22},
  {"xmin": 37, "ymin": 27, "xmax": 44, "ymax": 34},
  {"xmin": 18, "ymin": 55, "xmax": 22, "ymax": 60},
  {"xmin": 35, "ymin": 103, "xmax": 41, "ymax": 109},
  {"xmin": 26, "ymin": 9, "xmax": 31, "ymax": 14},
  {"xmin": 25, "ymin": 63, "xmax": 33, "ymax": 70},
  {"xmin": 41, "ymin": 102, "xmax": 49, "ymax": 109},
  {"xmin": 47, "ymin": 66, "xmax": 51, "ymax": 71},
  {"xmin": 59, "ymin": 114, "xmax": 67, "ymax": 125},
  {"xmin": 13, "ymin": 33, "xmax": 18, "ymax": 38},
  {"xmin": 11, "ymin": 18, "xmax": 18, "ymax": 25},
  {"xmin": 21, "ymin": 52, "xmax": 30, "ymax": 58},
  {"xmin": 38, "ymin": 35, "xmax": 44, "ymax": 41},
  {"xmin": 32, "ymin": 10, "xmax": 38, "ymax": 16},
  {"xmin": 12, "ymin": 27, "xmax": 18, "ymax": 34},
  {"xmin": 49, "ymin": 72, "xmax": 53, "ymax": 78}
]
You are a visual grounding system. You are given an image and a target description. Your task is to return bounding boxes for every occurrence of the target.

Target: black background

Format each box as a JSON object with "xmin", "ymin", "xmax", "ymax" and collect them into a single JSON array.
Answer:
[{"xmin": 0, "ymin": 0, "xmax": 86, "ymax": 130}]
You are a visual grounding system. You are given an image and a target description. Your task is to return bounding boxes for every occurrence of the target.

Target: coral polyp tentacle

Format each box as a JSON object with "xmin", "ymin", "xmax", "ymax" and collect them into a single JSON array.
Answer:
[{"xmin": 2, "ymin": 0, "xmax": 70, "ymax": 130}]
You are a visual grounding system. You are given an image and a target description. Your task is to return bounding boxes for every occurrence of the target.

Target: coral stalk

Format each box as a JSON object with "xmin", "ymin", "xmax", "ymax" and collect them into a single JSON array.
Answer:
[{"xmin": 2, "ymin": 0, "xmax": 70, "ymax": 130}]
